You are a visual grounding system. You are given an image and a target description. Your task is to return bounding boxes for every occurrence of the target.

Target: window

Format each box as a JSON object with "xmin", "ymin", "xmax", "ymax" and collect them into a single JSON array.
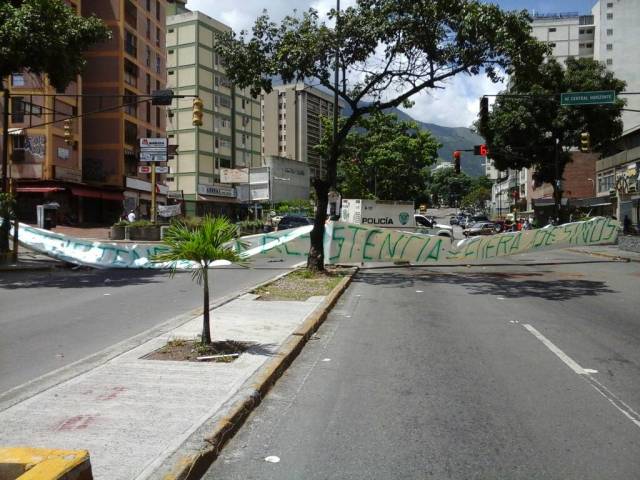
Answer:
[
  {"xmin": 146, "ymin": 73, "xmax": 151, "ymax": 94},
  {"xmin": 124, "ymin": 59, "xmax": 138, "ymax": 87},
  {"xmin": 606, "ymin": 44, "xmax": 613, "ymax": 50},
  {"xmin": 156, "ymin": 0, "xmax": 160, "ymax": 20},
  {"xmin": 146, "ymin": 18, "xmax": 151, "ymax": 39},
  {"xmin": 607, "ymin": 2, "xmax": 613, "ymax": 7},
  {"xmin": 156, "ymin": 107, "xmax": 161, "ymax": 127},
  {"xmin": 579, "ymin": 28, "xmax": 585, "ymax": 34},
  {"xmin": 11, "ymin": 135, "xmax": 26, "ymax": 162},
  {"xmin": 11, "ymin": 73, "xmax": 24, "ymax": 87},
  {"xmin": 156, "ymin": 54, "xmax": 161, "ymax": 74},
  {"xmin": 242, "ymin": 116, "xmax": 250, "ymax": 127},
  {"xmin": 586, "ymin": 42, "xmax": 593, "ymax": 48},
  {"xmin": 11, "ymin": 97, "xmax": 24, "ymax": 123},
  {"xmin": 168, "ymin": 70, "xmax": 175, "ymax": 75},
  {"xmin": 579, "ymin": 43, "xmax": 586, "ymax": 48},
  {"xmin": 607, "ymin": 13, "xmax": 613, "ymax": 19},
  {"xmin": 598, "ymin": 171, "xmax": 614, "ymax": 192},
  {"xmin": 548, "ymin": 27, "xmax": 556, "ymax": 32},
  {"xmin": 124, "ymin": 89, "xmax": 137, "ymax": 116},
  {"xmin": 146, "ymin": 0, "xmax": 150, "ymax": 10},
  {"xmin": 548, "ymin": 42, "xmax": 556, "ymax": 48},
  {"xmin": 146, "ymin": 46, "xmax": 151, "ymax": 67},
  {"xmin": 607, "ymin": 28, "xmax": 613, "ymax": 36},
  {"xmin": 156, "ymin": 27, "xmax": 161, "ymax": 47},
  {"xmin": 124, "ymin": 120, "xmax": 138, "ymax": 146},
  {"xmin": 125, "ymin": 30, "xmax": 137, "ymax": 58},
  {"xmin": 586, "ymin": 28, "xmax": 593, "ymax": 34},
  {"xmin": 606, "ymin": 58, "xmax": 613, "ymax": 65},
  {"xmin": 146, "ymin": 103, "xmax": 151, "ymax": 123}
]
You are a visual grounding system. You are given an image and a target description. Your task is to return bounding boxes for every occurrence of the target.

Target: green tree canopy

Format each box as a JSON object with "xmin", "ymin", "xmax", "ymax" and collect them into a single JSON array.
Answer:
[
  {"xmin": 478, "ymin": 57, "xmax": 625, "ymax": 214},
  {"xmin": 425, "ymin": 167, "xmax": 476, "ymax": 207},
  {"xmin": 316, "ymin": 112, "xmax": 440, "ymax": 201},
  {"xmin": 0, "ymin": 0, "xmax": 111, "ymax": 89},
  {"xmin": 214, "ymin": 0, "xmax": 547, "ymax": 270}
]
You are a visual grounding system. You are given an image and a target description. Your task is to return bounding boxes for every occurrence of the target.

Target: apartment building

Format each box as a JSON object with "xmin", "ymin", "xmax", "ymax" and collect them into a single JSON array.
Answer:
[
  {"xmin": 530, "ymin": 12, "xmax": 596, "ymax": 62},
  {"xmin": 261, "ymin": 83, "xmax": 340, "ymax": 180},
  {"xmin": 165, "ymin": 10, "xmax": 261, "ymax": 217},
  {"xmin": 2, "ymin": 0, "xmax": 84, "ymax": 224},
  {"xmin": 592, "ymin": 0, "xmax": 640, "ymax": 130},
  {"xmin": 80, "ymin": 0, "xmax": 168, "ymax": 222}
]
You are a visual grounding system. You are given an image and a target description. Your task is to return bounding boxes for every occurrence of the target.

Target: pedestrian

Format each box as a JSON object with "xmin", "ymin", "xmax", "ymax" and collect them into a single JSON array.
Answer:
[
  {"xmin": 127, "ymin": 210, "xmax": 136, "ymax": 223},
  {"xmin": 623, "ymin": 215, "xmax": 632, "ymax": 234}
]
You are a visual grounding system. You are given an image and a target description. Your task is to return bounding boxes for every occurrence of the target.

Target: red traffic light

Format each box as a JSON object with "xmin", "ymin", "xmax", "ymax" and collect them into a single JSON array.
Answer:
[
  {"xmin": 473, "ymin": 144, "xmax": 488, "ymax": 156},
  {"xmin": 453, "ymin": 150, "xmax": 461, "ymax": 159}
]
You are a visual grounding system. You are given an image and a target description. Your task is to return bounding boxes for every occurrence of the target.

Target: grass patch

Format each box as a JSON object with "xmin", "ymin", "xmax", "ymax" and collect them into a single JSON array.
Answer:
[
  {"xmin": 145, "ymin": 339, "xmax": 250, "ymax": 362},
  {"xmin": 254, "ymin": 268, "xmax": 346, "ymax": 301}
]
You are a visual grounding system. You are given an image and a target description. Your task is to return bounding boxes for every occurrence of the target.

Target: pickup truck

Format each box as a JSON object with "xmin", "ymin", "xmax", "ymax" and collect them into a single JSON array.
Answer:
[{"xmin": 414, "ymin": 214, "xmax": 455, "ymax": 238}]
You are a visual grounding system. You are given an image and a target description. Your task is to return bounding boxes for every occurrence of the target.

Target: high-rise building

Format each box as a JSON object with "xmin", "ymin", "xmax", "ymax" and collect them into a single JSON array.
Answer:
[
  {"xmin": 592, "ymin": 0, "xmax": 640, "ymax": 131},
  {"xmin": 261, "ymin": 83, "xmax": 340, "ymax": 179},
  {"xmin": 81, "ymin": 0, "xmax": 168, "ymax": 222},
  {"xmin": 530, "ymin": 12, "xmax": 596, "ymax": 63},
  {"xmin": 1, "ymin": 1, "xmax": 84, "ymax": 224},
  {"xmin": 166, "ymin": 10, "xmax": 262, "ymax": 217}
]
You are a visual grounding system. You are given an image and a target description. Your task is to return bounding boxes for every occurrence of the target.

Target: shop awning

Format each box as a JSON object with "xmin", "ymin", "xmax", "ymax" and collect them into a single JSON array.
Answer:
[
  {"xmin": 16, "ymin": 187, "xmax": 65, "ymax": 193},
  {"xmin": 71, "ymin": 187, "xmax": 123, "ymax": 201}
]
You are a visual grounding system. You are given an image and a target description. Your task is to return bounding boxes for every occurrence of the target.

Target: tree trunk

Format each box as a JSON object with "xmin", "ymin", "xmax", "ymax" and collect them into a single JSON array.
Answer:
[
  {"xmin": 201, "ymin": 265, "xmax": 212, "ymax": 345},
  {"xmin": 307, "ymin": 178, "xmax": 329, "ymax": 272}
]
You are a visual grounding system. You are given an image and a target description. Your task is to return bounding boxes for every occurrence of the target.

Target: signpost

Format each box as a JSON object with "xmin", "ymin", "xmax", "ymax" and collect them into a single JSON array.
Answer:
[
  {"xmin": 560, "ymin": 90, "xmax": 616, "ymax": 106},
  {"xmin": 139, "ymin": 137, "xmax": 168, "ymax": 223}
]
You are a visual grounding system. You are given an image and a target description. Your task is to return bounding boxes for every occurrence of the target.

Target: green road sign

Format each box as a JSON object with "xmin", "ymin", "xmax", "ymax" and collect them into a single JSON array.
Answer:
[{"xmin": 560, "ymin": 90, "xmax": 616, "ymax": 106}]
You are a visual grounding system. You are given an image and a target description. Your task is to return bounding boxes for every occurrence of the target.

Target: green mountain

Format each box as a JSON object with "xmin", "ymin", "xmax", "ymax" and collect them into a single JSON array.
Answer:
[
  {"xmin": 341, "ymin": 103, "xmax": 487, "ymax": 177},
  {"xmin": 382, "ymin": 107, "xmax": 487, "ymax": 177}
]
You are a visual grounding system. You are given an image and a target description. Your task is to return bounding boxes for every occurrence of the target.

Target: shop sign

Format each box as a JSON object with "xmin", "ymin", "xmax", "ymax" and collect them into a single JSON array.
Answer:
[{"xmin": 197, "ymin": 183, "xmax": 236, "ymax": 198}]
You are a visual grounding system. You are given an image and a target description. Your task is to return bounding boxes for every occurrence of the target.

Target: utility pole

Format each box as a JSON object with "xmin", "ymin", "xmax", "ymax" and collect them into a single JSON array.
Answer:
[
  {"xmin": 2, "ymin": 89, "xmax": 9, "ymax": 194},
  {"xmin": 332, "ymin": 0, "xmax": 340, "ymax": 189},
  {"xmin": 554, "ymin": 136, "xmax": 560, "ymax": 222}
]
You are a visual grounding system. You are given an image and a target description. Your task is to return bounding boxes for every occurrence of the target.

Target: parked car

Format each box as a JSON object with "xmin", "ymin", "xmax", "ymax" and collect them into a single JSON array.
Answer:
[
  {"xmin": 463, "ymin": 222, "xmax": 499, "ymax": 237},
  {"xmin": 276, "ymin": 215, "xmax": 313, "ymax": 231},
  {"xmin": 414, "ymin": 214, "xmax": 454, "ymax": 238}
]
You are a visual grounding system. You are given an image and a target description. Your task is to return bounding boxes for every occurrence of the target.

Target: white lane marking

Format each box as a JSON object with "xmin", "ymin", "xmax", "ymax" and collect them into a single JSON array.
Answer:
[
  {"xmin": 321, "ymin": 358, "xmax": 331, "ymax": 362},
  {"xmin": 415, "ymin": 290, "xmax": 424, "ymax": 293},
  {"xmin": 523, "ymin": 324, "xmax": 640, "ymax": 429},
  {"xmin": 522, "ymin": 324, "xmax": 587, "ymax": 375},
  {"xmin": 265, "ymin": 456, "xmax": 280, "ymax": 463}
]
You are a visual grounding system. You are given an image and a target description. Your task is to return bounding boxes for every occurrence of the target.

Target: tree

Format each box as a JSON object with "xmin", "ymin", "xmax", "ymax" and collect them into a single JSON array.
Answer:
[
  {"xmin": 0, "ymin": 0, "xmax": 111, "ymax": 89},
  {"xmin": 152, "ymin": 217, "xmax": 246, "ymax": 346},
  {"xmin": 461, "ymin": 186, "xmax": 491, "ymax": 210},
  {"xmin": 0, "ymin": 0, "xmax": 111, "ymax": 257},
  {"xmin": 214, "ymin": 0, "xmax": 547, "ymax": 270},
  {"xmin": 478, "ymin": 57, "xmax": 625, "ymax": 219},
  {"xmin": 425, "ymin": 167, "xmax": 474, "ymax": 207},
  {"xmin": 316, "ymin": 112, "xmax": 440, "ymax": 200}
]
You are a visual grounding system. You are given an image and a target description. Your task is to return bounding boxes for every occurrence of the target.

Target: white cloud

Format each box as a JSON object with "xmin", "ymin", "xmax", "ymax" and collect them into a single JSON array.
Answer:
[
  {"xmin": 185, "ymin": 0, "xmax": 504, "ymax": 128},
  {"xmin": 399, "ymin": 74, "xmax": 504, "ymax": 128}
]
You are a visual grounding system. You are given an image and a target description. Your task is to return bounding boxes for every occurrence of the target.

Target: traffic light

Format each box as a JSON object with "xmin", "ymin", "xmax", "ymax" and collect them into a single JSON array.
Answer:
[
  {"xmin": 192, "ymin": 97, "xmax": 203, "ymax": 127},
  {"xmin": 580, "ymin": 132, "xmax": 591, "ymax": 152},
  {"xmin": 63, "ymin": 119, "xmax": 72, "ymax": 145},
  {"xmin": 479, "ymin": 96, "xmax": 489, "ymax": 132},
  {"xmin": 453, "ymin": 150, "xmax": 461, "ymax": 174},
  {"xmin": 151, "ymin": 89, "xmax": 174, "ymax": 106},
  {"xmin": 473, "ymin": 144, "xmax": 488, "ymax": 156}
]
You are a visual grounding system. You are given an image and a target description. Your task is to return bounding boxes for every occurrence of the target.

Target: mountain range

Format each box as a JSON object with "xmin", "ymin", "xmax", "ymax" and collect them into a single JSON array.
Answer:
[{"xmin": 342, "ymin": 104, "xmax": 487, "ymax": 177}]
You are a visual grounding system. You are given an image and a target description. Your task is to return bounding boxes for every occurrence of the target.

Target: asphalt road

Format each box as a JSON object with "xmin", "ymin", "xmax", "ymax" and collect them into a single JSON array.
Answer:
[
  {"xmin": 206, "ymin": 250, "xmax": 640, "ymax": 480},
  {"xmin": 0, "ymin": 257, "xmax": 301, "ymax": 394}
]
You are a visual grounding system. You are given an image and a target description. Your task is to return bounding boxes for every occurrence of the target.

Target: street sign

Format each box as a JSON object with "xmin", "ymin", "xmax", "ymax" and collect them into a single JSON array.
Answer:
[
  {"xmin": 138, "ymin": 165, "xmax": 152, "ymax": 174},
  {"xmin": 139, "ymin": 152, "xmax": 168, "ymax": 162},
  {"xmin": 155, "ymin": 166, "xmax": 169, "ymax": 174},
  {"xmin": 139, "ymin": 137, "xmax": 167, "ymax": 149},
  {"xmin": 560, "ymin": 90, "xmax": 616, "ymax": 106}
]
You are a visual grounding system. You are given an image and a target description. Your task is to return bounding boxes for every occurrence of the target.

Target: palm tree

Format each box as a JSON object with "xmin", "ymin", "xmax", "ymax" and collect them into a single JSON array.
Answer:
[{"xmin": 153, "ymin": 216, "xmax": 246, "ymax": 345}]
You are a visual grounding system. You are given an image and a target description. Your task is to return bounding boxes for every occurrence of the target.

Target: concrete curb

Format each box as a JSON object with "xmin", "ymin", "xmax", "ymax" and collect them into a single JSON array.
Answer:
[
  {"xmin": 0, "ymin": 265, "xmax": 302, "ymax": 413},
  {"xmin": 565, "ymin": 248, "xmax": 638, "ymax": 263},
  {"xmin": 0, "ymin": 447, "xmax": 92, "ymax": 480},
  {"xmin": 159, "ymin": 268, "xmax": 357, "ymax": 480}
]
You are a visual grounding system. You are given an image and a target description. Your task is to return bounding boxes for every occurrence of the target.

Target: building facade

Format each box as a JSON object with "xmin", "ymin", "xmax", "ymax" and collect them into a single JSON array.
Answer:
[
  {"xmin": 261, "ymin": 83, "xmax": 340, "ymax": 180},
  {"xmin": 165, "ymin": 10, "xmax": 261, "ymax": 217},
  {"xmin": 592, "ymin": 0, "xmax": 640, "ymax": 130},
  {"xmin": 1, "ymin": 0, "xmax": 84, "ymax": 224},
  {"xmin": 81, "ymin": 0, "xmax": 169, "ymax": 223},
  {"xmin": 530, "ymin": 12, "xmax": 596, "ymax": 63}
]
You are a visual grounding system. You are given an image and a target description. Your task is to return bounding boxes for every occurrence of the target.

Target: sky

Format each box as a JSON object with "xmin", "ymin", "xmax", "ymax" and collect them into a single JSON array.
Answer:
[{"xmin": 185, "ymin": 0, "xmax": 596, "ymax": 128}]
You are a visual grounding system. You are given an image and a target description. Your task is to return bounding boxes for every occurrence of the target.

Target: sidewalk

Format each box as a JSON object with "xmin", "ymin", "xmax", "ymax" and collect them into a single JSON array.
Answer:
[
  {"xmin": 566, "ymin": 244, "xmax": 640, "ymax": 262},
  {"xmin": 0, "ymin": 275, "xmax": 353, "ymax": 479},
  {"xmin": 0, "ymin": 249, "xmax": 67, "ymax": 272}
]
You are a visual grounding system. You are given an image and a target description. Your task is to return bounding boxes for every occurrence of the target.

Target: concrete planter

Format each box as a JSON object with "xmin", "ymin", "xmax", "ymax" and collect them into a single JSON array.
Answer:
[
  {"xmin": 110, "ymin": 226, "xmax": 126, "ymax": 240},
  {"xmin": 128, "ymin": 225, "xmax": 161, "ymax": 241},
  {"xmin": 619, "ymin": 234, "xmax": 640, "ymax": 253}
]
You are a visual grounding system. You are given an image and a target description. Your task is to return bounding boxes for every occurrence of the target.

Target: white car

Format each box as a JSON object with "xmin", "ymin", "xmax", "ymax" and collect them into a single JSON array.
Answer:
[{"xmin": 414, "ymin": 214, "xmax": 454, "ymax": 238}]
